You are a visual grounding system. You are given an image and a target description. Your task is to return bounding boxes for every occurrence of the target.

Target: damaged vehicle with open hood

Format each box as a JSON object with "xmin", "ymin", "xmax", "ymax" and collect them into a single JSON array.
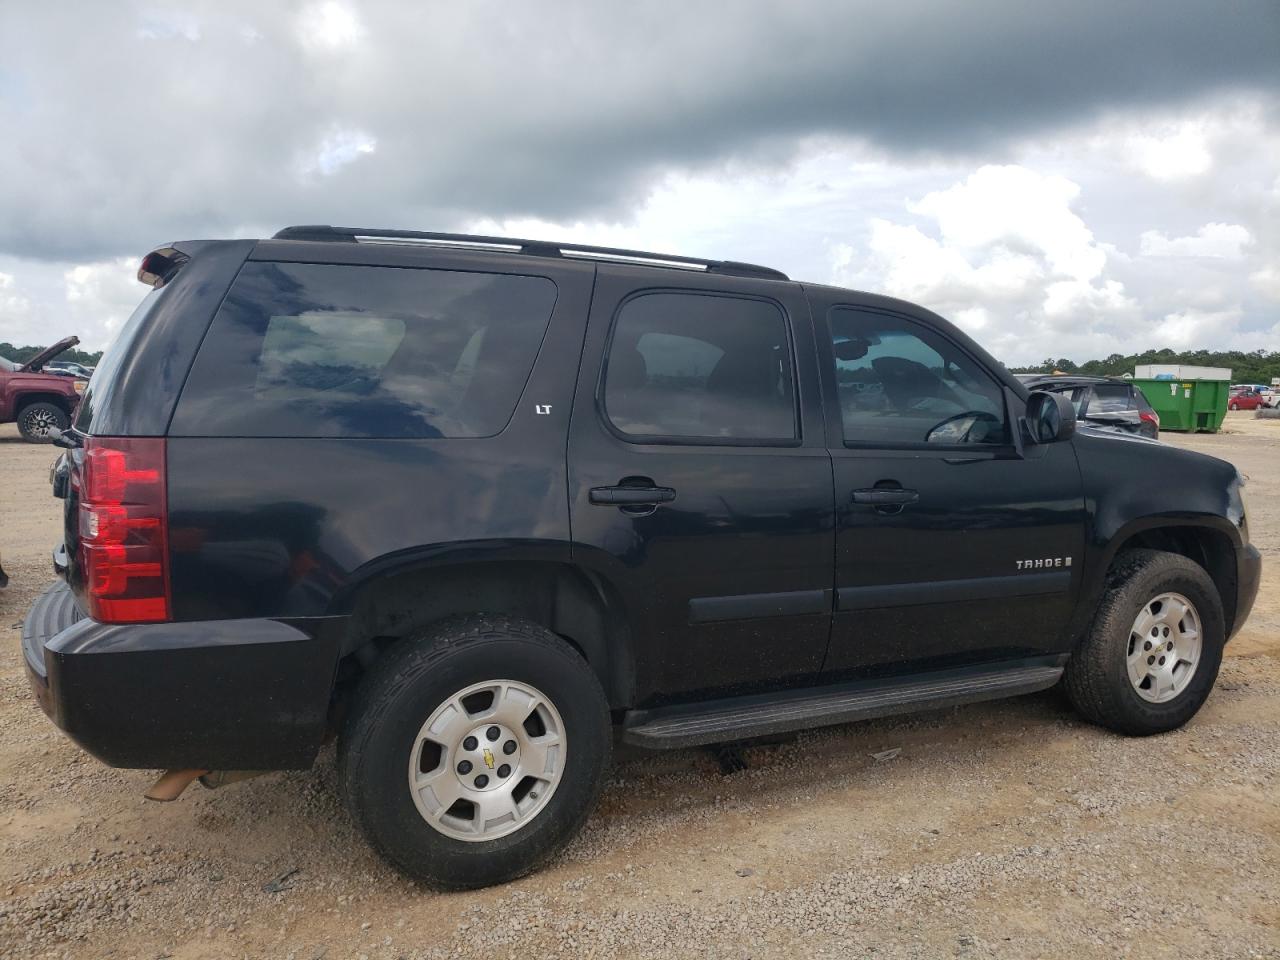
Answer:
[{"xmin": 0, "ymin": 336, "xmax": 87, "ymax": 442}]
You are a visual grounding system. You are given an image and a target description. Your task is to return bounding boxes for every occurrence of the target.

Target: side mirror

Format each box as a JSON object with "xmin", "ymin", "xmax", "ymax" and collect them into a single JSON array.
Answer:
[{"xmin": 1024, "ymin": 390, "xmax": 1076, "ymax": 443}]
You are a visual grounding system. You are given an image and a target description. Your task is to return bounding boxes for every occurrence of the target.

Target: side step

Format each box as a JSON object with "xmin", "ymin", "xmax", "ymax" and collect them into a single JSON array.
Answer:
[{"xmin": 622, "ymin": 661, "xmax": 1064, "ymax": 749}]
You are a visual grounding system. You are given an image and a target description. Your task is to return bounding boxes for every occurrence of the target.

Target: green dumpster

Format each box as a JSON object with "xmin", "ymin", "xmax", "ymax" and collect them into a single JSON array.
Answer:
[{"xmin": 1131, "ymin": 378, "xmax": 1229, "ymax": 433}]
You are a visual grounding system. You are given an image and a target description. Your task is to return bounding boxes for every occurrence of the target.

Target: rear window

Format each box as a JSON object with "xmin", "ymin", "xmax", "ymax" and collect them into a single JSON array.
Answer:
[
  {"xmin": 171, "ymin": 262, "xmax": 557, "ymax": 438},
  {"xmin": 1088, "ymin": 384, "xmax": 1135, "ymax": 414}
]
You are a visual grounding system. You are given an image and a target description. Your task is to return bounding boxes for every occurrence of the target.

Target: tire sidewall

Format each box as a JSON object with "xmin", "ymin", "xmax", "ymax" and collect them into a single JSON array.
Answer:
[
  {"xmin": 345, "ymin": 635, "xmax": 609, "ymax": 888},
  {"xmin": 1106, "ymin": 559, "xmax": 1224, "ymax": 730}
]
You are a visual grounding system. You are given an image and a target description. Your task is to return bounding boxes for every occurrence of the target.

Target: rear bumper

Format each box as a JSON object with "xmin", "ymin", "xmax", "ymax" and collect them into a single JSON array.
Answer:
[
  {"xmin": 22, "ymin": 580, "xmax": 344, "ymax": 770},
  {"xmin": 1232, "ymin": 543, "xmax": 1262, "ymax": 639}
]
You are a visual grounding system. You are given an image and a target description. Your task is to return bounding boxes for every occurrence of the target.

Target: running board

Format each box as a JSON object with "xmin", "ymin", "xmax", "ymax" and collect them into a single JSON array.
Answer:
[{"xmin": 622, "ymin": 662, "xmax": 1064, "ymax": 749}]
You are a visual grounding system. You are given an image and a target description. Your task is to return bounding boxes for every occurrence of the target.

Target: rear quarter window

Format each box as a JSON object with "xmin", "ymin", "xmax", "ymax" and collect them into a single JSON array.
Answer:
[{"xmin": 170, "ymin": 262, "xmax": 557, "ymax": 438}]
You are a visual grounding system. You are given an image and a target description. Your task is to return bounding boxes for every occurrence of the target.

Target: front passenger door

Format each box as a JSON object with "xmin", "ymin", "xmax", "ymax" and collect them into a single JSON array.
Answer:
[{"xmin": 815, "ymin": 298, "xmax": 1086, "ymax": 680}]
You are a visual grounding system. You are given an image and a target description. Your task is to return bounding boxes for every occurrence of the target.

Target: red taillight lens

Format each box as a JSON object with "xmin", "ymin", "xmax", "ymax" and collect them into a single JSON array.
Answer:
[
  {"xmin": 1140, "ymin": 411, "xmax": 1160, "ymax": 427},
  {"xmin": 78, "ymin": 437, "xmax": 170, "ymax": 623}
]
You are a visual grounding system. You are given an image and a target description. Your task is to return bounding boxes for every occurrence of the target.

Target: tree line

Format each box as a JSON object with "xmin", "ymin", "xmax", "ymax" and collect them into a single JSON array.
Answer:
[
  {"xmin": 1, "ymin": 342, "xmax": 105, "ymax": 366},
  {"xmin": 1010, "ymin": 348, "xmax": 1280, "ymax": 384}
]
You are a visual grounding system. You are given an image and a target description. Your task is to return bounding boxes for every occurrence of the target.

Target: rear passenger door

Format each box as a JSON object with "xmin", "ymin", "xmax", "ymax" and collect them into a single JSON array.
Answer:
[{"xmin": 568, "ymin": 267, "xmax": 834, "ymax": 706}]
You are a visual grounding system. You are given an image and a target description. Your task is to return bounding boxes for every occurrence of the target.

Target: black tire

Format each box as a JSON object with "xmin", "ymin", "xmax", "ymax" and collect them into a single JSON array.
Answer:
[
  {"xmin": 1064, "ymin": 549, "xmax": 1224, "ymax": 736},
  {"xmin": 17, "ymin": 401, "xmax": 69, "ymax": 442},
  {"xmin": 338, "ymin": 616, "xmax": 611, "ymax": 889}
]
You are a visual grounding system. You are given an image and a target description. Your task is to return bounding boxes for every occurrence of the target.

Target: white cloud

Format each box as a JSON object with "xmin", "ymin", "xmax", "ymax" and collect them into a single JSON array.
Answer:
[
  {"xmin": 64, "ymin": 258, "xmax": 146, "ymax": 339},
  {"xmin": 1251, "ymin": 265, "xmax": 1280, "ymax": 301},
  {"xmin": 1139, "ymin": 222, "xmax": 1252, "ymax": 258},
  {"xmin": 1125, "ymin": 123, "xmax": 1213, "ymax": 180},
  {"xmin": 909, "ymin": 166, "xmax": 1106, "ymax": 281},
  {"xmin": 841, "ymin": 165, "xmax": 1135, "ymax": 338},
  {"xmin": 0, "ymin": 273, "xmax": 33, "ymax": 336},
  {"xmin": 137, "ymin": 11, "xmax": 201, "ymax": 42},
  {"xmin": 297, "ymin": 2, "xmax": 364, "ymax": 52},
  {"xmin": 1147, "ymin": 306, "xmax": 1280, "ymax": 356},
  {"xmin": 298, "ymin": 127, "xmax": 377, "ymax": 178}
]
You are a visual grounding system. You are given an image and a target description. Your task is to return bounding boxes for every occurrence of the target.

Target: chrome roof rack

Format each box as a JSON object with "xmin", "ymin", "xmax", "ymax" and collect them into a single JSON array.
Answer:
[{"xmin": 271, "ymin": 225, "xmax": 789, "ymax": 281}]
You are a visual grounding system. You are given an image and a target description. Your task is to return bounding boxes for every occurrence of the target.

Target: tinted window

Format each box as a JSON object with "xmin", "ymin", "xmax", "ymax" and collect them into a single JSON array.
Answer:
[
  {"xmin": 827, "ymin": 308, "xmax": 1007, "ymax": 446},
  {"xmin": 604, "ymin": 292, "xmax": 795, "ymax": 442},
  {"xmin": 172, "ymin": 262, "xmax": 557, "ymax": 438},
  {"xmin": 1087, "ymin": 384, "xmax": 1135, "ymax": 414}
]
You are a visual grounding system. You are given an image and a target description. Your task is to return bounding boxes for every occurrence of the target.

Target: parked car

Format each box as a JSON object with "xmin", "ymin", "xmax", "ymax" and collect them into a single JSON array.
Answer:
[
  {"xmin": 24, "ymin": 228, "xmax": 1261, "ymax": 889},
  {"xmin": 1228, "ymin": 388, "xmax": 1265, "ymax": 411},
  {"xmin": 43, "ymin": 360, "xmax": 94, "ymax": 379},
  {"xmin": 1016, "ymin": 374, "xmax": 1160, "ymax": 439},
  {"xmin": 0, "ymin": 336, "xmax": 85, "ymax": 441}
]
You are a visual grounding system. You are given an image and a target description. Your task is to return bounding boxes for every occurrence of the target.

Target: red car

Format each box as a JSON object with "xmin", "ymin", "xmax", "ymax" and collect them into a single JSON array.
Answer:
[
  {"xmin": 0, "ymin": 336, "xmax": 86, "ymax": 441},
  {"xmin": 1228, "ymin": 389, "xmax": 1264, "ymax": 411}
]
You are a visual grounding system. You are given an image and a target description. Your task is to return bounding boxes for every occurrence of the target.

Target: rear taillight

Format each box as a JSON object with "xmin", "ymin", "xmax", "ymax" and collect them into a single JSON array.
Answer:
[
  {"xmin": 1140, "ymin": 411, "xmax": 1160, "ymax": 428},
  {"xmin": 78, "ymin": 437, "xmax": 170, "ymax": 623}
]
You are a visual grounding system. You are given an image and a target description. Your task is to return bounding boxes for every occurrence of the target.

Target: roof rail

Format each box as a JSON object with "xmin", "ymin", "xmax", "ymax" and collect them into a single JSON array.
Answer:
[{"xmin": 271, "ymin": 225, "xmax": 789, "ymax": 281}]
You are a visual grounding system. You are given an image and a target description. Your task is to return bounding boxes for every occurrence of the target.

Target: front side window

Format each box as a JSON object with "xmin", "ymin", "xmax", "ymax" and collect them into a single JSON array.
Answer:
[
  {"xmin": 603, "ymin": 291, "xmax": 796, "ymax": 442},
  {"xmin": 172, "ymin": 262, "xmax": 557, "ymax": 438},
  {"xmin": 828, "ymin": 308, "xmax": 1008, "ymax": 447}
]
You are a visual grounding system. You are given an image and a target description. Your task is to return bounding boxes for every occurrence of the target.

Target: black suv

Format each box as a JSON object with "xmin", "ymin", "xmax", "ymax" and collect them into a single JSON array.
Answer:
[
  {"xmin": 24, "ymin": 227, "xmax": 1261, "ymax": 889},
  {"xmin": 1017, "ymin": 374, "xmax": 1161, "ymax": 439}
]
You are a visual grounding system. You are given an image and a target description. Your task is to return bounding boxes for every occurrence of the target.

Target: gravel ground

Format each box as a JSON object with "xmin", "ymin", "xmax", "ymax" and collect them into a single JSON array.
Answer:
[{"xmin": 1, "ymin": 415, "xmax": 1277, "ymax": 960}]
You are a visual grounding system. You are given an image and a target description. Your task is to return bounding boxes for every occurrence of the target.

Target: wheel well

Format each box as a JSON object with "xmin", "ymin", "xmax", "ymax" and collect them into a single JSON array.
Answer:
[
  {"xmin": 1110, "ymin": 525, "xmax": 1238, "ymax": 633},
  {"xmin": 16, "ymin": 392, "xmax": 73, "ymax": 417},
  {"xmin": 334, "ymin": 560, "xmax": 634, "ymax": 710}
]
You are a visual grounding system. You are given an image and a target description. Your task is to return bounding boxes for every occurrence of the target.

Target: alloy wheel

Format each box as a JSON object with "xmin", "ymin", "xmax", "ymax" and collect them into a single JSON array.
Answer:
[
  {"xmin": 407, "ymin": 679, "xmax": 565, "ymax": 841},
  {"xmin": 1126, "ymin": 592, "xmax": 1202, "ymax": 704},
  {"xmin": 21, "ymin": 407, "xmax": 60, "ymax": 439}
]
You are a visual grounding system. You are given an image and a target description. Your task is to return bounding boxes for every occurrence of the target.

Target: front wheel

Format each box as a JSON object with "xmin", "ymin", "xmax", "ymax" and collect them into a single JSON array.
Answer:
[
  {"xmin": 17, "ymin": 401, "xmax": 69, "ymax": 442},
  {"xmin": 1065, "ymin": 549, "xmax": 1224, "ymax": 736},
  {"xmin": 338, "ymin": 616, "xmax": 611, "ymax": 889},
  {"xmin": 1229, "ymin": 402, "xmax": 1239, "ymax": 411}
]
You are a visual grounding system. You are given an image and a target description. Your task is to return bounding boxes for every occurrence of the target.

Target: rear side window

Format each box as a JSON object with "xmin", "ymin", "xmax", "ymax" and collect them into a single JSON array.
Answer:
[
  {"xmin": 603, "ymin": 291, "xmax": 796, "ymax": 442},
  {"xmin": 171, "ymin": 262, "xmax": 557, "ymax": 438}
]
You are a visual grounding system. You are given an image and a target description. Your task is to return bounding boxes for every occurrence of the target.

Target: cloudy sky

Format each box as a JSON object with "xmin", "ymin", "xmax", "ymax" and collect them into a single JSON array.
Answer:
[{"xmin": 1, "ymin": 1, "xmax": 1278, "ymax": 364}]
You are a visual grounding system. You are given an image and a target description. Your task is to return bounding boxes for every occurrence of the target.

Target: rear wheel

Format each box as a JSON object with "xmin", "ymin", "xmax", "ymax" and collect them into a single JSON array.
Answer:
[
  {"xmin": 1065, "ymin": 549, "xmax": 1224, "ymax": 736},
  {"xmin": 339, "ymin": 616, "xmax": 611, "ymax": 889},
  {"xmin": 17, "ymin": 401, "xmax": 68, "ymax": 442}
]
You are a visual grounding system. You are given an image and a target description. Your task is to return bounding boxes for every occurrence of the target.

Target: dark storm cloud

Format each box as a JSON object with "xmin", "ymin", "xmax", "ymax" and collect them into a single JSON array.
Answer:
[{"xmin": 1, "ymin": 0, "xmax": 1277, "ymax": 261}]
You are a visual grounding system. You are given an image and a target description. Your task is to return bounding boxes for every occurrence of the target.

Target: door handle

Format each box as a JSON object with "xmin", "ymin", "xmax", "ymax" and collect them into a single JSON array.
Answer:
[
  {"xmin": 589, "ymin": 485, "xmax": 677, "ymax": 506},
  {"xmin": 851, "ymin": 488, "xmax": 919, "ymax": 506}
]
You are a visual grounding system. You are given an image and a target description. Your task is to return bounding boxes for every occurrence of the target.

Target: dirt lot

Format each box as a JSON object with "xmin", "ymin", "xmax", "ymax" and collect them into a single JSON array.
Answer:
[{"xmin": 1, "ymin": 415, "xmax": 1277, "ymax": 960}]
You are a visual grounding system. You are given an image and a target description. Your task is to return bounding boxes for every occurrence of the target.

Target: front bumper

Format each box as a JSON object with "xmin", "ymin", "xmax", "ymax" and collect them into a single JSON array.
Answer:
[
  {"xmin": 22, "ymin": 580, "xmax": 344, "ymax": 770},
  {"xmin": 1232, "ymin": 543, "xmax": 1262, "ymax": 639}
]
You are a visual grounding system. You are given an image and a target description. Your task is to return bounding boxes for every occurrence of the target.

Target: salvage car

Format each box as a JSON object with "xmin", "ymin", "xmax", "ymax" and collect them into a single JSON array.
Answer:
[
  {"xmin": 1017, "ymin": 374, "xmax": 1160, "ymax": 439},
  {"xmin": 0, "ymin": 336, "xmax": 85, "ymax": 441},
  {"xmin": 24, "ymin": 228, "xmax": 1260, "ymax": 889}
]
